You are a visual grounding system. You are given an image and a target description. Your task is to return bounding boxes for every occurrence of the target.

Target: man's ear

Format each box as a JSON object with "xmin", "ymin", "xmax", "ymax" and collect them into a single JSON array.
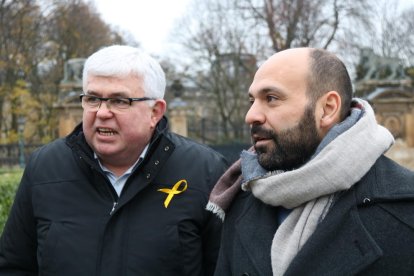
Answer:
[
  {"xmin": 150, "ymin": 99, "xmax": 167, "ymax": 127},
  {"xmin": 317, "ymin": 91, "xmax": 341, "ymax": 131}
]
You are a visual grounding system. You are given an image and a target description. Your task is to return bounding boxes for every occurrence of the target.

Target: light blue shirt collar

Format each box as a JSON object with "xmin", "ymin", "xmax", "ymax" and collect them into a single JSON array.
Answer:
[{"xmin": 95, "ymin": 144, "xmax": 149, "ymax": 196}]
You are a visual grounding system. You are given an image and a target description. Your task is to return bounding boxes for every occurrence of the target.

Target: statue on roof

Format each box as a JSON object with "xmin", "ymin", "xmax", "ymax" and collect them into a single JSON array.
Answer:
[
  {"xmin": 62, "ymin": 58, "xmax": 86, "ymax": 84},
  {"xmin": 356, "ymin": 48, "xmax": 405, "ymax": 81}
]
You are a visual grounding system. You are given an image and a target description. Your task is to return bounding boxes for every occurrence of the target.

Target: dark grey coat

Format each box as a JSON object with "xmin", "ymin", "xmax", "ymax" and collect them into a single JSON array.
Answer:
[{"xmin": 215, "ymin": 156, "xmax": 414, "ymax": 276}]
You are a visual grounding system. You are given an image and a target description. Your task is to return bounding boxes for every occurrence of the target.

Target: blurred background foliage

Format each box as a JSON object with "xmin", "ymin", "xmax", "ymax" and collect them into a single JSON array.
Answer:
[
  {"xmin": 0, "ymin": 168, "xmax": 22, "ymax": 233},
  {"xmin": 0, "ymin": 0, "xmax": 136, "ymax": 144}
]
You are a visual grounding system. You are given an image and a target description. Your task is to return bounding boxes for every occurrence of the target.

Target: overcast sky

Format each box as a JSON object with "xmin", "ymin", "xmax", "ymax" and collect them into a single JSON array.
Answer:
[
  {"xmin": 94, "ymin": 0, "xmax": 414, "ymax": 58},
  {"xmin": 94, "ymin": 0, "xmax": 191, "ymax": 56}
]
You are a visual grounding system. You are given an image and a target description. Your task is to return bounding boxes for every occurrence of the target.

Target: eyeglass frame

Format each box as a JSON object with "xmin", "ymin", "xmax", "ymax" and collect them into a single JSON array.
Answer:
[{"xmin": 79, "ymin": 93, "xmax": 157, "ymax": 111}]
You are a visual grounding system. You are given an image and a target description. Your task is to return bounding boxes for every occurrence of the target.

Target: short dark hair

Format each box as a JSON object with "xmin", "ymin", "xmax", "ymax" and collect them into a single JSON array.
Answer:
[{"xmin": 307, "ymin": 49, "xmax": 353, "ymax": 121}]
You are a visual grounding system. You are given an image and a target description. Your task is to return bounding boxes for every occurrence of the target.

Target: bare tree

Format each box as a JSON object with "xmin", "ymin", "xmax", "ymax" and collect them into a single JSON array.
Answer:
[
  {"xmin": 172, "ymin": 0, "xmax": 258, "ymax": 143},
  {"xmin": 44, "ymin": 0, "xmax": 126, "ymax": 61},
  {"xmin": 170, "ymin": 0, "xmax": 414, "ymax": 145},
  {"xmin": 234, "ymin": 0, "xmax": 374, "ymax": 52},
  {"xmin": 372, "ymin": 2, "xmax": 414, "ymax": 66},
  {"xmin": 171, "ymin": 0, "xmax": 380, "ymax": 143}
]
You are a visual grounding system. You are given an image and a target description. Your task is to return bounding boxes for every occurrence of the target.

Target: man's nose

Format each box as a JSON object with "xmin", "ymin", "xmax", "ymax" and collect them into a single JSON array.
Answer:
[
  {"xmin": 245, "ymin": 102, "xmax": 265, "ymax": 125},
  {"xmin": 97, "ymin": 99, "xmax": 111, "ymax": 110},
  {"xmin": 96, "ymin": 100, "xmax": 114, "ymax": 116}
]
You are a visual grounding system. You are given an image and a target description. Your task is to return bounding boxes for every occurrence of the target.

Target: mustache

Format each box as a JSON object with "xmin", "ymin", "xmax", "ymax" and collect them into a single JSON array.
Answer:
[{"xmin": 251, "ymin": 124, "xmax": 275, "ymax": 139}]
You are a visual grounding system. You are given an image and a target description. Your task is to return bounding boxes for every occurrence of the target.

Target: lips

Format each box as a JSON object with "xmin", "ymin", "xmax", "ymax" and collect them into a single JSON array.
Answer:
[
  {"xmin": 97, "ymin": 127, "xmax": 117, "ymax": 136},
  {"xmin": 252, "ymin": 134, "xmax": 265, "ymax": 142},
  {"xmin": 251, "ymin": 125, "xmax": 273, "ymax": 144},
  {"xmin": 252, "ymin": 135, "xmax": 272, "ymax": 145}
]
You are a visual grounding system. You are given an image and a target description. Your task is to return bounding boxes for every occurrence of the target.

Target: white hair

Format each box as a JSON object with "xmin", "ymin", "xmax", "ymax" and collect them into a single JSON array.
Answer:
[{"xmin": 82, "ymin": 45, "xmax": 166, "ymax": 99}]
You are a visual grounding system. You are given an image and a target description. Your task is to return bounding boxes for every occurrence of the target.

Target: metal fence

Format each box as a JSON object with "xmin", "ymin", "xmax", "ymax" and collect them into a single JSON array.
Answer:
[
  {"xmin": 0, "ymin": 143, "xmax": 250, "ymax": 168},
  {"xmin": 209, "ymin": 143, "xmax": 250, "ymax": 164},
  {"xmin": 0, "ymin": 144, "xmax": 43, "ymax": 167}
]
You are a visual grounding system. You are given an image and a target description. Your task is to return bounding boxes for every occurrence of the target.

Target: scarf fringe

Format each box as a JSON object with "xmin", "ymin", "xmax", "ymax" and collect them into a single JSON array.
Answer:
[{"xmin": 206, "ymin": 201, "xmax": 225, "ymax": 222}]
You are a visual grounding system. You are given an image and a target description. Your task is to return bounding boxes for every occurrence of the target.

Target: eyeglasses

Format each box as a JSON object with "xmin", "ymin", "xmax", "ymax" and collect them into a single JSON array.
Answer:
[{"xmin": 80, "ymin": 94, "xmax": 156, "ymax": 112}]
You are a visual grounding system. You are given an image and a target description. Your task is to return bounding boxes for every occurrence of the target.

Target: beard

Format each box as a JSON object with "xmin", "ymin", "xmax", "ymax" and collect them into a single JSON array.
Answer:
[{"xmin": 252, "ymin": 104, "xmax": 322, "ymax": 171}]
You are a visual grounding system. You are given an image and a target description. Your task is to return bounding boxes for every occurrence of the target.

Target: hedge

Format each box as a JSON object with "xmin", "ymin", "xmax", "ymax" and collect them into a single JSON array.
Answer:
[{"xmin": 0, "ymin": 168, "xmax": 23, "ymax": 234}]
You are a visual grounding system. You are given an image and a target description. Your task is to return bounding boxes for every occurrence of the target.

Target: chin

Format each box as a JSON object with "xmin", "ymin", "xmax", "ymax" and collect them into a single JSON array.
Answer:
[
  {"xmin": 254, "ymin": 143, "xmax": 267, "ymax": 154},
  {"xmin": 93, "ymin": 144, "xmax": 119, "ymax": 156}
]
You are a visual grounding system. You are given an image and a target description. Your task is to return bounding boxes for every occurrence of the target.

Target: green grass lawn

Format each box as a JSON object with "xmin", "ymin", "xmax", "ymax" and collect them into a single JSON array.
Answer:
[{"xmin": 0, "ymin": 168, "xmax": 23, "ymax": 234}]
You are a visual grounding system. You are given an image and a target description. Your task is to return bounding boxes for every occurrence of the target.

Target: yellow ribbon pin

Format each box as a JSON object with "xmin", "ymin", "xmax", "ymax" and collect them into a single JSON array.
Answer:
[{"xmin": 157, "ymin": 179, "xmax": 188, "ymax": 208}]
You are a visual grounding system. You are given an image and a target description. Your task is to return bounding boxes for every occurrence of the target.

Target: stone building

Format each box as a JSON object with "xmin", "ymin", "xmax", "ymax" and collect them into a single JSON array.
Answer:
[
  {"xmin": 366, "ymin": 87, "xmax": 414, "ymax": 147},
  {"xmin": 355, "ymin": 48, "xmax": 414, "ymax": 147},
  {"xmin": 355, "ymin": 49, "xmax": 414, "ymax": 169}
]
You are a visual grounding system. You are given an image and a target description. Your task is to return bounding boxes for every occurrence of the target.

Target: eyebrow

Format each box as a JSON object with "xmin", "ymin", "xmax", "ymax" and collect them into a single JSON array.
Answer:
[
  {"xmin": 249, "ymin": 86, "xmax": 286, "ymax": 98},
  {"xmin": 86, "ymin": 90, "xmax": 130, "ymax": 97}
]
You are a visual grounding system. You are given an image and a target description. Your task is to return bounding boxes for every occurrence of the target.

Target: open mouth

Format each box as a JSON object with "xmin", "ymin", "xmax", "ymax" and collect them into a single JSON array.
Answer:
[
  {"xmin": 255, "ymin": 139, "xmax": 271, "ymax": 146},
  {"xmin": 97, "ymin": 127, "xmax": 117, "ymax": 136}
]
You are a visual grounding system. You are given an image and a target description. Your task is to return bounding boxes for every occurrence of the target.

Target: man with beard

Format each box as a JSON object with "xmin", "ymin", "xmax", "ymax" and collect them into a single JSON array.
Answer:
[{"xmin": 207, "ymin": 47, "xmax": 414, "ymax": 276}]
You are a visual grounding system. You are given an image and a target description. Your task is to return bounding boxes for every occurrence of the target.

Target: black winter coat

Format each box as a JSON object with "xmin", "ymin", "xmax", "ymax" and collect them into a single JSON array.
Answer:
[
  {"xmin": 215, "ymin": 156, "xmax": 414, "ymax": 276},
  {"xmin": 0, "ymin": 118, "xmax": 228, "ymax": 276}
]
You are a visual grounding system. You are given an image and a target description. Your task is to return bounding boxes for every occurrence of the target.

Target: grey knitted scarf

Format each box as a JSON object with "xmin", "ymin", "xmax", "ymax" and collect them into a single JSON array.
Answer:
[{"xmin": 206, "ymin": 99, "xmax": 394, "ymax": 275}]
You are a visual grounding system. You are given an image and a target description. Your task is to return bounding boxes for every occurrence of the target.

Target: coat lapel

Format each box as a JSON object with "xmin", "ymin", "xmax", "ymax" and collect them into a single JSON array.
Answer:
[
  {"xmin": 235, "ymin": 194, "xmax": 280, "ymax": 275},
  {"xmin": 117, "ymin": 136, "xmax": 174, "ymax": 209},
  {"xmin": 285, "ymin": 188, "xmax": 383, "ymax": 275}
]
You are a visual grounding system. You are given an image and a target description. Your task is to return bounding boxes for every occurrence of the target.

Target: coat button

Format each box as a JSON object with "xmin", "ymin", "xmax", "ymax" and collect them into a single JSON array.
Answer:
[
  {"xmin": 164, "ymin": 146, "xmax": 170, "ymax": 151},
  {"xmin": 154, "ymin": 160, "xmax": 159, "ymax": 165},
  {"xmin": 146, "ymin": 173, "xmax": 151, "ymax": 179},
  {"xmin": 363, "ymin": 197, "xmax": 371, "ymax": 204}
]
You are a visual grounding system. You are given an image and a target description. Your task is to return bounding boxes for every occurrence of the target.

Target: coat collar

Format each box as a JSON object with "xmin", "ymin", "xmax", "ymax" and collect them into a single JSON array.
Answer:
[{"xmin": 354, "ymin": 155, "xmax": 414, "ymax": 207}]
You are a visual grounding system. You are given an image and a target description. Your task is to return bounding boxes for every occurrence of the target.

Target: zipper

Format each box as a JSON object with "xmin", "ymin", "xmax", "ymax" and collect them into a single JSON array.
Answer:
[
  {"xmin": 96, "ymin": 168, "xmax": 119, "ymax": 216},
  {"xmin": 80, "ymin": 156, "xmax": 120, "ymax": 216},
  {"xmin": 109, "ymin": 201, "xmax": 118, "ymax": 215}
]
